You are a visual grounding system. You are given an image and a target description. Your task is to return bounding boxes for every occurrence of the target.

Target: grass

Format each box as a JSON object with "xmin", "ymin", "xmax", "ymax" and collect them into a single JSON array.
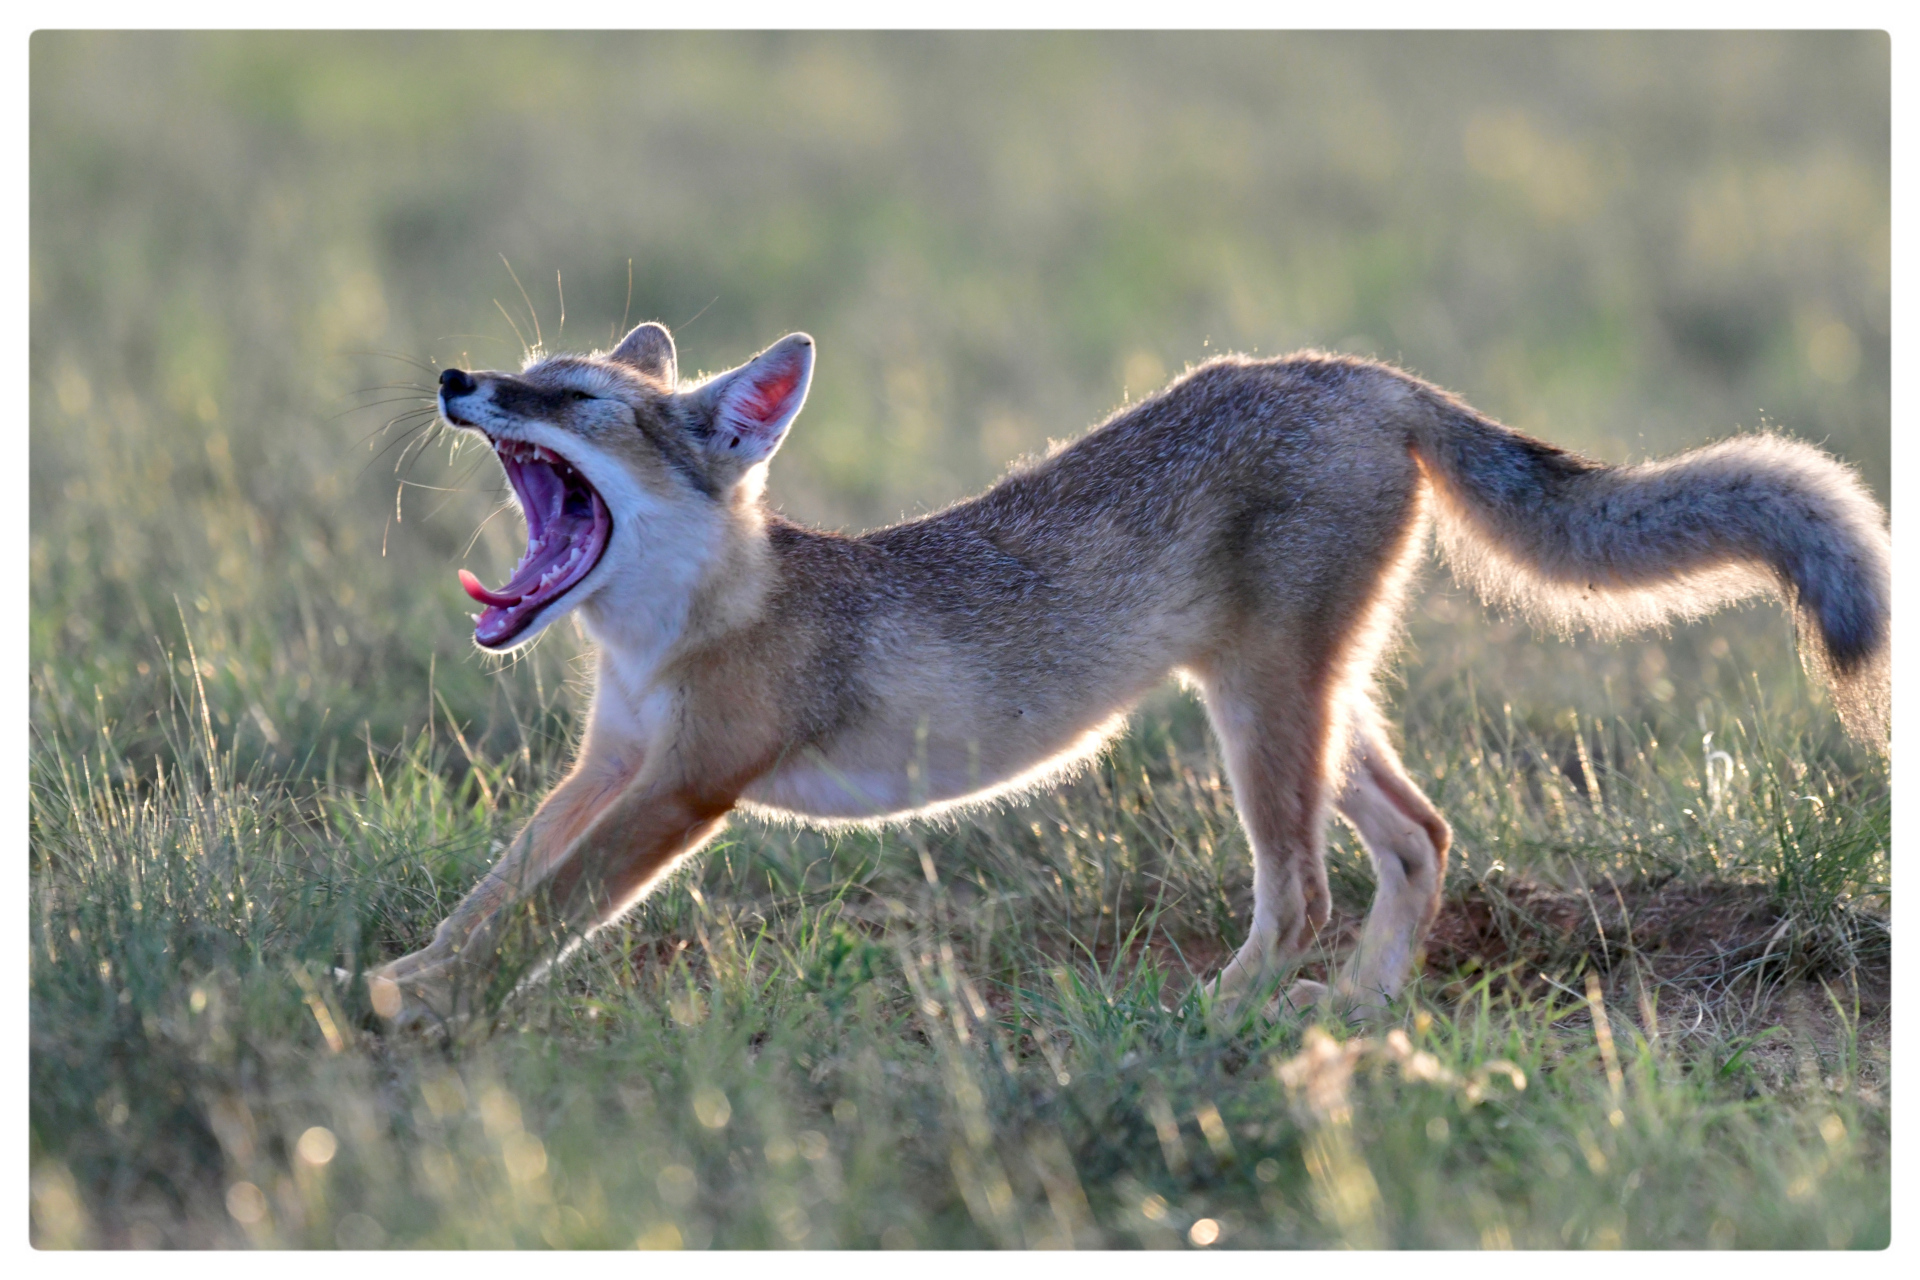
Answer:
[
  {"xmin": 29, "ymin": 32, "xmax": 1888, "ymax": 1249},
  {"xmin": 29, "ymin": 670, "xmax": 1889, "ymax": 1249}
]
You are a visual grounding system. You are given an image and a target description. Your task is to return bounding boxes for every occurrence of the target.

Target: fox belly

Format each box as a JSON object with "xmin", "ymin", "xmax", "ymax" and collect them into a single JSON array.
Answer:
[{"xmin": 739, "ymin": 708, "xmax": 1129, "ymax": 823}]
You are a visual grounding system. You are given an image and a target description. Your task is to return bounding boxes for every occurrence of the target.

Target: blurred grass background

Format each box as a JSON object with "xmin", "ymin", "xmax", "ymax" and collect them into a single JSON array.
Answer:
[
  {"xmin": 30, "ymin": 31, "xmax": 1888, "ymax": 1249},
  {"xmin": 31, "ymin": 30, "xmax": 1888, "ymax": 771}
]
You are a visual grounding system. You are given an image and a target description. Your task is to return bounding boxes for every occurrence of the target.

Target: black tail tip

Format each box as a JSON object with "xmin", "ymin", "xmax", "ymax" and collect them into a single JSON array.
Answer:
[{"xmin": 1811, "ymin": 593, "xmax": 1889, "ymax": 677}]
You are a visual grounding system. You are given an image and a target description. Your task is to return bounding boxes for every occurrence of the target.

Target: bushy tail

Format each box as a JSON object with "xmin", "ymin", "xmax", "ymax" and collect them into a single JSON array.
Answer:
[{"xmin": 1408, "ymin": 388, "xmax": 1890, "ymax": 748}]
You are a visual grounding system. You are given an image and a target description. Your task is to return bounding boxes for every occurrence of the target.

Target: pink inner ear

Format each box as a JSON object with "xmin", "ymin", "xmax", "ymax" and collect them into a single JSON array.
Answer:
[{"xmin": 736, "ymin": 359, "xmax": 803, "ymax": 427}]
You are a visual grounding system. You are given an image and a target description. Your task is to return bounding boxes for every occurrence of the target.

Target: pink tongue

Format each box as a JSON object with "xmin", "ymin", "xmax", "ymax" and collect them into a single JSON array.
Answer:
[
  {"xmin": 458, "ymin": 527, "xmax": 584, "ymax": 606},
  {"xmin": 459, "ymin": 569, "xmax": 520, "ymax": 607}
]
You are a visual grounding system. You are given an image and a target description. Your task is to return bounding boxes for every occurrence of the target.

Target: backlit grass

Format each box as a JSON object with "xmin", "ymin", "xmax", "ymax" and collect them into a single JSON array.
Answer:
[{"xmin": 29, "ymin": 674, "xmax": 1888, "ymax": 1247}]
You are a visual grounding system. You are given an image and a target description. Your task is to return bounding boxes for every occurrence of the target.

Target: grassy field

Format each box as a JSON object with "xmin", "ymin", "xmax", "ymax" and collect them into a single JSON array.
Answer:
[{"xmin": 29, "ymin": 32, "xmax": 1888, "ymax": 1249}]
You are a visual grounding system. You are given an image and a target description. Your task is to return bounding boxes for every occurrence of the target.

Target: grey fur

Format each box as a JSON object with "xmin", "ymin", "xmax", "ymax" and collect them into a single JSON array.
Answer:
[{"xmin": 1411, "ymin": 379, "xmax": 1891, "ymax": 745}]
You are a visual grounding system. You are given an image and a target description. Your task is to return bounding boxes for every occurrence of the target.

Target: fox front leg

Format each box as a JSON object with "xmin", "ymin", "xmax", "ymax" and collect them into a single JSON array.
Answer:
[
  {"xmin": 366, "ymin": 742, "xmax": 644, "ymax": 1027},
  {"xmin": 369, "ymin": 773, "xmax": 736, "ymax": 1034}
]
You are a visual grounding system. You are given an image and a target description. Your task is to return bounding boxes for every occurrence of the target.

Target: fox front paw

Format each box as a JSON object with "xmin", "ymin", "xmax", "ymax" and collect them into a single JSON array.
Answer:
[{"xmin": 366, "ymin": 958, "xmax": 470, "ymax": 1038}]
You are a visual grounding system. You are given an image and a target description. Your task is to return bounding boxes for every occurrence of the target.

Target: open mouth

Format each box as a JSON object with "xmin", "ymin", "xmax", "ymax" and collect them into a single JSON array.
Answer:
[{"xmin": 459, "ymin": 440, "xmax": 612, "ymax": 649}]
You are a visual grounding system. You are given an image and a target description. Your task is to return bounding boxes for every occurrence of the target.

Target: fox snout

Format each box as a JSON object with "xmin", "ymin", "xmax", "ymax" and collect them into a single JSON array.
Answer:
[{"xmin": 439, "ymin": 367, "xmax": 481, "ymax": 428}]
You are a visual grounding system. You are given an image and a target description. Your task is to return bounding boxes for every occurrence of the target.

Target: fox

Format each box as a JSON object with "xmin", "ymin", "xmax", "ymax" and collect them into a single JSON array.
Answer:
[{"xmin": 366, "ymin": 320, "xmax": 1891, "ymax": 1033}]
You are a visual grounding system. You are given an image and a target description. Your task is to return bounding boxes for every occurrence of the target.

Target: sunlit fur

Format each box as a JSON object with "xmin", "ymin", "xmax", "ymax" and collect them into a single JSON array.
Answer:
[
  {"xmin": 367, "ymin": 326, "xmax": 1892, "ymax": 1032},
  {"xmin": 1417, "ymin": 401, "xmax": 1891, "ymax": 744}
]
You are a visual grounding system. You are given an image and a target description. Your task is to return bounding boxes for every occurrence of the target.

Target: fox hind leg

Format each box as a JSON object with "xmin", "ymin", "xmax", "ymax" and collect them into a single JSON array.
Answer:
[
  {"xmin": 1328, "ymin": 701, "xmax": 1450, "ymax": 1014},
  {"xmin": 1200, "ymin": 656, "xmax": 1339, "ymax": 1008}
]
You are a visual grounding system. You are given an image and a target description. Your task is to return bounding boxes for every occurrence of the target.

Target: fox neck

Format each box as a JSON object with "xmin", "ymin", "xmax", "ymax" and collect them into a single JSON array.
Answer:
[{"xmin": 576, "ymin": 497, "xmax": 774, "ymax": 701}]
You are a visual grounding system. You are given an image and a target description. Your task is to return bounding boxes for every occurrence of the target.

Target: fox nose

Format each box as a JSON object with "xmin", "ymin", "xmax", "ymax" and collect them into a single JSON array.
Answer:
[{"xmin": 439, "ymin": 367, "xmax": 477, "ymax": 398}]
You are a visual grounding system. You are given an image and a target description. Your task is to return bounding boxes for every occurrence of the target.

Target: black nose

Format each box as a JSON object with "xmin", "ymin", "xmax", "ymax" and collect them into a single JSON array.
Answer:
[{"xmin": 439, "ymin": 367, "xmax": 477, "ymax": 398}]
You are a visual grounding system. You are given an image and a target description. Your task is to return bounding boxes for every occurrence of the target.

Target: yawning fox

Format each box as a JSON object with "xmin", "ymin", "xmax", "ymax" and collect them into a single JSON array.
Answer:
[{"xmin": 367, "ymin": 322, "xmax": 1890, "ymax": 1032}]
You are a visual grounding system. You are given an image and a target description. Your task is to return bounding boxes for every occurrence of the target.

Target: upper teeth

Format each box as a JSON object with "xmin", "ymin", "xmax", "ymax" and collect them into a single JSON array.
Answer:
[{"xmin": 495, "ymin": 440, "xmax": 570, "ymax": 470}]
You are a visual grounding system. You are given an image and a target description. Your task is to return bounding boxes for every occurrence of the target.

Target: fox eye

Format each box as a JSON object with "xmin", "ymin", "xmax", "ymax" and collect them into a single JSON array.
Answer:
[{"xmin": 569, "ymin": 390, "xmax": 594, "ymax": 402}]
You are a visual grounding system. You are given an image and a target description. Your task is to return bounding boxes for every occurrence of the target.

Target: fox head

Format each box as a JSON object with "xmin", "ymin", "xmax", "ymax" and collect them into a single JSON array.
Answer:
[{"xmin": 437, "ymin": 323, "xmax": 814, "ymax": 651}]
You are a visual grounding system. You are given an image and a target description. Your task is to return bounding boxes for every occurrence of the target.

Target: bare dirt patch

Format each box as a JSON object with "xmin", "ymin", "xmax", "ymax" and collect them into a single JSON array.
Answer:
[{"xmin": 1095, "ymin": 877, "xmax": 1887, "ymax": 1049}]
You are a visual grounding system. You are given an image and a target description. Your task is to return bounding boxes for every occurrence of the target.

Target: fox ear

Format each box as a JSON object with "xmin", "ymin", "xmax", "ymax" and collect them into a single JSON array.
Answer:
[
  {"xmin": 694, "ymin": 333, "xmax": 814, "ymax": 467},
  {"xmin": 608, "ymin": 322, "xmax": 677, "ymax": 386}
]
